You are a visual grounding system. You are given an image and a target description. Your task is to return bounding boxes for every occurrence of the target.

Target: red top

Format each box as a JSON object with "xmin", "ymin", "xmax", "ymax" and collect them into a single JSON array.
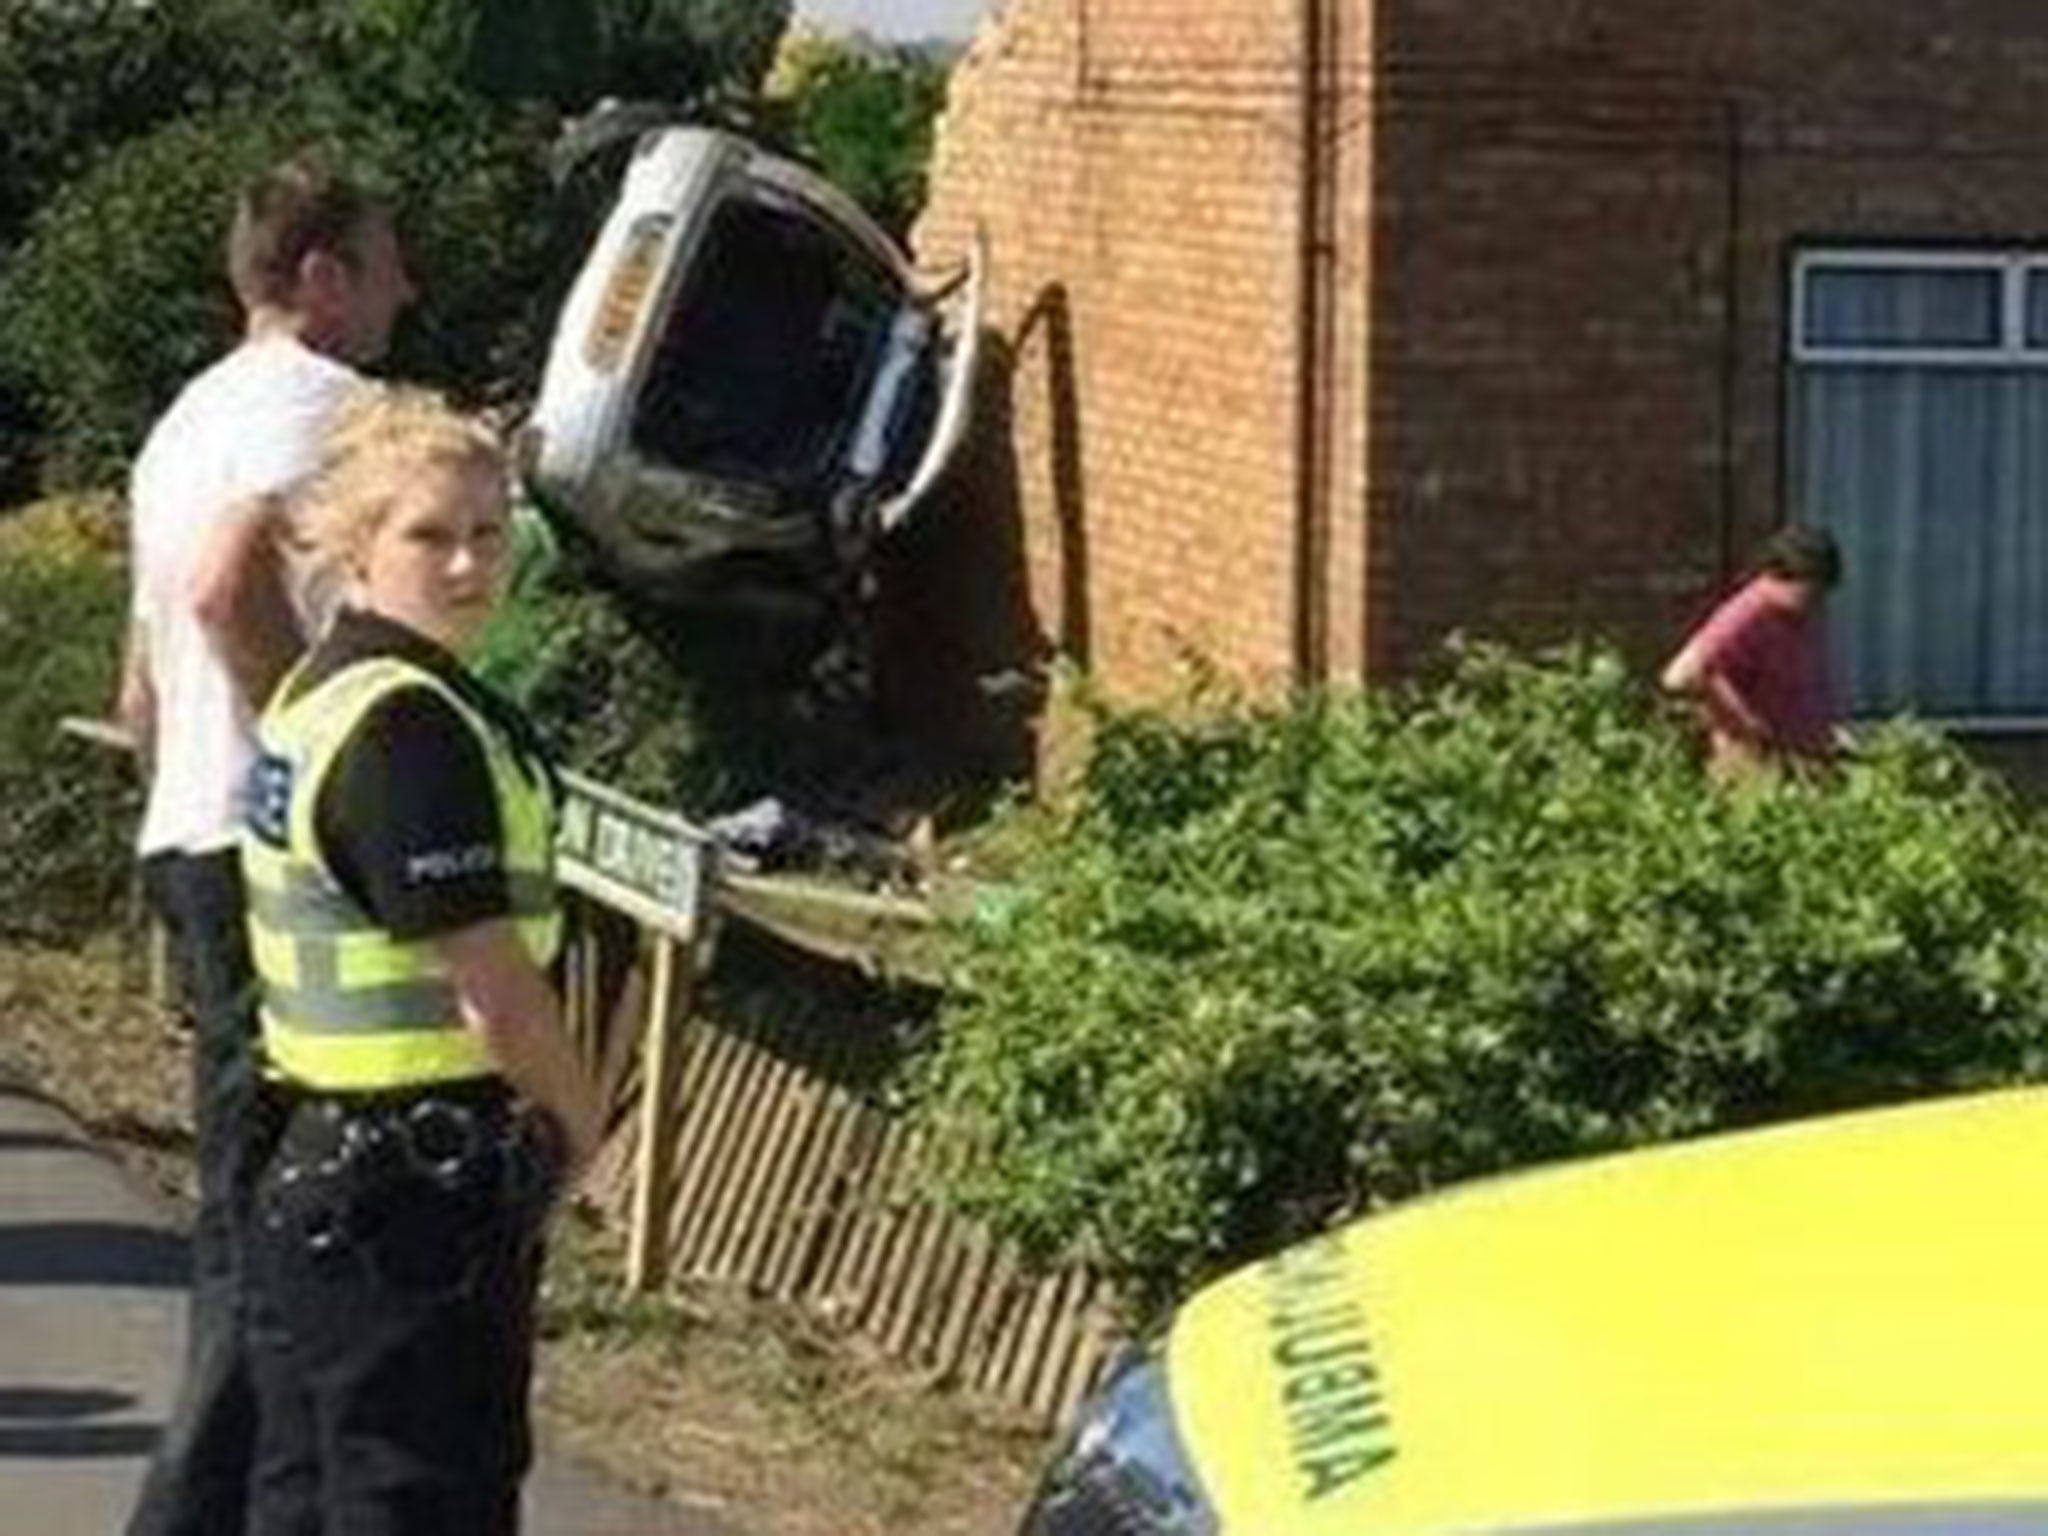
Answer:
[{"xmin": 1684, "ymin": 576, "xmax": 1835, "ymax": 759}]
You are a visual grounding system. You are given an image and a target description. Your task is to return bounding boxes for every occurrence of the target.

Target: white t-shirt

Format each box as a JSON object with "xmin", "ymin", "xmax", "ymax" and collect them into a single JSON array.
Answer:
[{"xmin": 129, "ymin": 334, "xmax": 361, "ymax": 857}]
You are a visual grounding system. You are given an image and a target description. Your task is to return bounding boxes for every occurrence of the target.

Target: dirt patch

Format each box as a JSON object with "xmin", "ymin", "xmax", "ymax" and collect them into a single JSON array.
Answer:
[
  {"xmin": 0, "ymin": 935, "xmax": 197, "ymax": 1202},
  {"xmin": 0, "ymin": 936, "xmax": 1044, "ymax": 1536},
  {"xmin": 540, "ymin": 1216, "xmax": 1046, "ymax": 1536}
]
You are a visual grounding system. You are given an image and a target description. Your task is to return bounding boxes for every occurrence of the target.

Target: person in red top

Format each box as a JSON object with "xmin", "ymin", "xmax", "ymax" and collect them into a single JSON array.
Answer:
[{"xmin": 1660, "ymin": 526, "xmax": 1842, "ymax": 777}]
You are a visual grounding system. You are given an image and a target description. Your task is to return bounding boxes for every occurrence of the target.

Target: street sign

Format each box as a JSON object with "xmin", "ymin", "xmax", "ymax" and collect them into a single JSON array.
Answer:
[{"xmin": 555, "ymin": 770, "xmax": 710, "ymax": 941}]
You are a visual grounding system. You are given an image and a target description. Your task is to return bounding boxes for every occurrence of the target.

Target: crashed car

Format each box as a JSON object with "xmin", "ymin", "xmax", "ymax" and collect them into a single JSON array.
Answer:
[
  {"xmin": 522, "ymin": 124, "xmax": 983, "ymax": 608},
  {"xmin": 1024, "ymin": 1086, "xmax": 2048, "ymax": 1534}
]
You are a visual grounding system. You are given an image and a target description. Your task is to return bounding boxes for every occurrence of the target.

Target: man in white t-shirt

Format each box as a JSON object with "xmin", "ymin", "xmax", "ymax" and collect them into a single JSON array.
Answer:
[{"xmin": 114, "ymin": 154, "xmax": 414, "ymax": 1536}]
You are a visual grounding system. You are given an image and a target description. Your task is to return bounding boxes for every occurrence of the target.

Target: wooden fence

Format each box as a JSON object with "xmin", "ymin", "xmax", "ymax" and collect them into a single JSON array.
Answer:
[
  {"xmin": 64, "ymin": 720, "xmax": 1123, "ymax": 1429},
  {"xmin": 559, "ymin": 882, "xmax": 1124, "ymax": 1430}
]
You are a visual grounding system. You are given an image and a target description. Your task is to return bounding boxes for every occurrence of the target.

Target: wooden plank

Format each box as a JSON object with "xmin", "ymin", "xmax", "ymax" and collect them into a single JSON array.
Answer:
[
  {"xmin": 58, "ymin": 715, "xmax": 136, "ymax": 753},
  {"xmin": 558, "ymin": 912, "xmax": 585, "ymax": 1040},
  {"xmin": 658, "ymin": 1018, "xmax": 734, "ymax": 1256},
  {"xmin": 688, "ymin": 1033, "xmax": 790, "ymax": 1275},
  {"xmin": 812, "ymin": 1111, "xmax": 896, "ymax": 1309},
  {"xmin": 881, "ymin": 1176, "xmax": 956, "ymax": 1361},
  {"xmin": 966, "ymin": 1249, "xmax": 1025, "ymax": 1395},
  {"xmin": 731, "ymin": 1065, "xmax": 833, "ymax": 1289},
  {"xmin": 1053, "ymin": 1285, "xmax": 1125, "ymax": 1429},
  {"xmin": 830, "ymin": 1119, "xmax": 912, "ymax": 1319},
  {"xmin": 674, "ymin": 1032, "xmax": 779, "ymax": 1274},
  {"xmin": 147, "ymin": 917, "xmax": 172, "ymax": 1010},
  {"xmin": 863, "ymin": 1143, "xmax": 966, "ymax": 1360},
  {"xmin": 761, "ymin": 1024, "xmax": 860, "ymax": 1299},
  {"xmin": 898, "ymin": 1212, "xmax": 972, "ymax": 1369},
  {"xmin": 625, "ymin": 934, "xmax": 689, "ymax": 1292},
  {"xmin": 591, "ymin": 947, "xmax": 650, "ymax": 1120},
  {"xmin": 714, "ymin": 870, "xmax": 947, "ymax": 984},
  {"xmin": 663, "ymin": 1025, "xmax": 755, "ymax": 1270},
  {"xmin": 896, "ymin": 1139, "xmax": 971, "ymax": 1367},
  {"xmin": 701, "ymin": 1047, "xmax": 803, "ymax": 1281},
  {"xmin": 865, "ymin": 1190, "xmax": 936, "ymax": 1348},
  {"xmin": 892, "ymin": 1212, "xmax": 962, "ymax": 1368},
  {"xmin": 804, "ymin": 1108, "xmax": 891, "ymax": 1313},
  {"xmin": 999, "ymin": 1266, "xmax": 1071, "ymax": 1411},
  {"xmin": 768, "ymin": 1090, "xmax": 864, "ymax": 1301},
  {"xmin": 1026, "ymin": 1268, "xmax": 1092, "ymax": 1421},
  {"xmin": 929, "ymin": 1227, "xmax": 998, "ymax": 1385}
]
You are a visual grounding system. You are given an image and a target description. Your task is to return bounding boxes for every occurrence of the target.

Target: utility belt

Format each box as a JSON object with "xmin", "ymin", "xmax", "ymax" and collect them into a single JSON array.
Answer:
[{"xmin": 256, "ymin": 1075, "xmax": 567, "ymax": 1288}]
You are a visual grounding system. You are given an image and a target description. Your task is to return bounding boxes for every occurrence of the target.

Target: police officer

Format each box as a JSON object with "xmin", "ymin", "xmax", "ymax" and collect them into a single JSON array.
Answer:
[{"xmin": 239, "ymin": 386, "xmax": 603, "ymax": 1535}]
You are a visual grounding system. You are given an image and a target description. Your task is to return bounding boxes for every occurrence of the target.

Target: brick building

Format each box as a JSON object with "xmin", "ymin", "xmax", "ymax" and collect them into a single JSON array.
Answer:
[{"xmin": 909, "ymin": 0, "xmax": 2048, "ymax": 744}]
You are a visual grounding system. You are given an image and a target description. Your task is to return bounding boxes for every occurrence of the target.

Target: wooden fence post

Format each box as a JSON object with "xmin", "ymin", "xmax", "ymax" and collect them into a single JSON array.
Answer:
[{"xmin": 627, "ymin": 930, "xmax": 692, "ymax": 1292}]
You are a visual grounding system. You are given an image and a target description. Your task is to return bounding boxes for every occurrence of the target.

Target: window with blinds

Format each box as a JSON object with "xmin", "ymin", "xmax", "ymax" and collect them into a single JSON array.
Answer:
[{"xmin": 1791, "ymin": 250, "xmax": 2048, "ymax": 720}]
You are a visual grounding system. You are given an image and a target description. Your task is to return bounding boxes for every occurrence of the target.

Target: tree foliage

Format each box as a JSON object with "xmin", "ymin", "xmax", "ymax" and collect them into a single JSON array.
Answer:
[
  {"xmin": 594, "ymin": 0, "xmax": 793, "ymax": 107},
  {"xmin": 0, "ymin": 0, "xmax": 289, "ymax": 247},
  {"xmin": 911, "ymin": 644, "xmax": 2048, "ymax": 1311},
  {"xmin": 471, "ymin": 510, "xmax": 888, "ymax": 814},
  {"xmin": 0, "ymin": 0, "xmax": 795, "ymax": 501},
  {"xmin": 0, "ymin": 498, "xmax": 135, "ymax": 941},
  {"xmin": 765, "ymin": 28, "xmax": 950, "ymax": 236},
  {"xmin": 0, "ymin": 99, "xmax": 558, "ymax": 490}
]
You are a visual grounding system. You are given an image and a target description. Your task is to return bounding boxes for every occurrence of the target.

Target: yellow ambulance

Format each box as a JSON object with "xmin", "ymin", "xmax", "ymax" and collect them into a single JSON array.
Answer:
[{"xmin": 1020, "ymin": 1087, "xmax": 2048, "ymax": 1534}]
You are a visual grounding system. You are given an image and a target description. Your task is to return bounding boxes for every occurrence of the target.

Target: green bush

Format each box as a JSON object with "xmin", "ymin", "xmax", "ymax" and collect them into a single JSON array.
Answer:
[
  {"xmin": 0, "ymin": 98, "xmax": 565, "ymax": 492},
  {"xmin": 0, "ymin": 0, "xmax": 287, "ymax": 247},
  {"xmin": 910, "ymin": 643, "xmax": 2048, "ymax": 1311},
  {"xmin": 0, "ymin": 0, "xmax": 303, "ymax": 493},
  {"xmin": 0, "ymin": 1, "xmax": 806, "ymax": 499},
  {"xmin": 764, "ymin": 33, "xmax": 950, "ymax": 237},
  {"xmin": 471, "ymin": 512, "xmax": 861, "ymax": 814},
  {"xmin": 0, "ymin": 500, "xmax": 138, "ymax": 941},
  {"xmin": 0, "ymin": 110, "xmax": 278, "ymax": 489}
]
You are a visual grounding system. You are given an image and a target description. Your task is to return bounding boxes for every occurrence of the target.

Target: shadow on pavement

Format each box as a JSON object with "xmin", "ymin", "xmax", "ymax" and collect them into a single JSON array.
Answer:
[
  {"xmin": 0, "ymin": 1130, "xmax": 83, "ymax": 1154},
  {"xmin": 0, "ymin": 1386, "xmax": 154, "ymax": 1460},
  {"xmin": 0, "ymin": 1421, "xmax": 163, "ymax": 1459},
  {"xmin": 0, "ymin": 1386, "xmax": 135, "ymax": 1420},
  {"xmin": 0, "ymin": 1222, "xmax": 186, "ymax": 1288}
]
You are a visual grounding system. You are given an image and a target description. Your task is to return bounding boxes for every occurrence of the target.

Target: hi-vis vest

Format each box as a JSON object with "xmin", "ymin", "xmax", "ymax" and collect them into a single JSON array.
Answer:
[{"xmin": 241, "ymin": 655, "xmax": 560, "ymax": 1092}]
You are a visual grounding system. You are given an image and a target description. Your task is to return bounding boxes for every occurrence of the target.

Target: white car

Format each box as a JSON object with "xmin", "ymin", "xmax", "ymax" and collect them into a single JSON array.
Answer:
[{"xmin": 523, "ymin": 125, "xmax": 984, "ymax": 607}]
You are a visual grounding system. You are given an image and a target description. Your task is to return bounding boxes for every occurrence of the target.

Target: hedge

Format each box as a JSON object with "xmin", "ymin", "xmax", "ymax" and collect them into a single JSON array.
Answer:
[
  {"xmin": 0, "ymin": 499, "xmax": 138, "ymax": 940},
  {"xmin": 471, "ymin": 506, "xmax": 886, "ymax": 817},
  {"xmin": 0, "ymin": 99, "xmax": 557, "ymax": 493},
  {"xmin": 909, "ymin": 643, "xmax": 2048, "ymax": 1312}
]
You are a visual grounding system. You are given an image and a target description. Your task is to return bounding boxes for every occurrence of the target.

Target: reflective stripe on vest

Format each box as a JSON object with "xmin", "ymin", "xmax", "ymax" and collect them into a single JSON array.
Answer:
[{"xmin": 241, "ymin": 655, "xmax": 560, "ymax": 1092}]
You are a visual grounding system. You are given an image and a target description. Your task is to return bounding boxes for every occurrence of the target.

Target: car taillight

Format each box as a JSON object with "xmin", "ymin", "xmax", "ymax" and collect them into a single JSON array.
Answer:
[{"xmin": 583, "ymin": 214, "xmax": 670, "ymax": 373}]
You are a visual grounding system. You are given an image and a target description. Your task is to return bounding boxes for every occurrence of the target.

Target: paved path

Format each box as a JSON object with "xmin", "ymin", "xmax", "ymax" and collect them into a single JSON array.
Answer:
[{"xmin": 0, "ymin": 1082, "xmax": 733, "ymax": 1536}]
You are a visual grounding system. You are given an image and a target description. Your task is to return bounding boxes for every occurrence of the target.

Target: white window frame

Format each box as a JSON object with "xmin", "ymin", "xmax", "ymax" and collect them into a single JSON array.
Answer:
[
  {"xmin": 1793, "ymin": 246, "xmax": 2048, "ymax": 729},
  {"xmin": 1792, "ymin": 248, "xmax": 2048, "ymax": 369}
]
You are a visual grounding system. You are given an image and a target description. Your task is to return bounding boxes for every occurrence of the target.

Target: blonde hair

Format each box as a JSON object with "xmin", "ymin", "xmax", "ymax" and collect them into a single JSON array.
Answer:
[{"xmin": 296, "ymin": 385, "xmax": 508, "ymax": 573}]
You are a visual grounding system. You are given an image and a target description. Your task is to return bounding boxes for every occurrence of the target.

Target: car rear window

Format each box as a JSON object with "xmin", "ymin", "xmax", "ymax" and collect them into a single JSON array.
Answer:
[{"xmin": 631, "ymin": 194, "xmax": 898, "ymax": 494}]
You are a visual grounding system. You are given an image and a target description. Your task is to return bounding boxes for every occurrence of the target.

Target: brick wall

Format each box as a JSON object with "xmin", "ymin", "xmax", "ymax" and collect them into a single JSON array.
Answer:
[
  {"xmin": 914, "ymin": 0, "xmax": 2048, "ymax": 711},
  {"xmin": 912, "ymin": 0, "xmax": 1368, "ymax": 704},
  {"xmin": 1370, "ymin": 0, "xmax": 2048, "ymax": 678}
]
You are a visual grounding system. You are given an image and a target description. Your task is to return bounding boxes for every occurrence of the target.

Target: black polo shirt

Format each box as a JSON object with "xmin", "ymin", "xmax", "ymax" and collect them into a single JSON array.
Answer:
[{"xmin": 280, "ymin": 608, "xmax": 552, "ymax": 942}]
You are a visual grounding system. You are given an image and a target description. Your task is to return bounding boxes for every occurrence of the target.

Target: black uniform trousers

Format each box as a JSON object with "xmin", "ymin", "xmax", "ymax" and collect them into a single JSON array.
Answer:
[{"xmin": 244, "ymin": 1080, "xmax": 552, "ymax": 1536}]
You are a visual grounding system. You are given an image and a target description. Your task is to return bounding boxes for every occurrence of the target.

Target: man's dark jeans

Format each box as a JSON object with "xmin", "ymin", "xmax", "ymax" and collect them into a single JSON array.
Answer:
[{"xmin": 128, "ymin": 848, "xmax": 261, "ymax": 1536}]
